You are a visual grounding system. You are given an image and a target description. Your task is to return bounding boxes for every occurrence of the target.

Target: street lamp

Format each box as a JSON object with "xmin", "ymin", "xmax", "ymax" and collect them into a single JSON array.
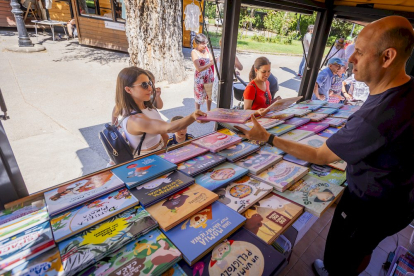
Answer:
[{"xmin": 10, "ymin": 0, "xmax": 33, "ymax": 47}]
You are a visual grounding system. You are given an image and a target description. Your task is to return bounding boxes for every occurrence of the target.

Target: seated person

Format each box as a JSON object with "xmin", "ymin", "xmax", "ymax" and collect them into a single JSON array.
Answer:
[
  {"xmin": 166, "ymin": 116, "xmax": 195, "ymax": 147},
  {"xmin": 67, "ymin": 19, "xmax": 77, "ymax": 38},
  {"xmin": 312, "ymin": 58, "xmax": 345, "ymax": 101},
  {"xmin": 342, "ymin": 74, "xmax": 370, "ymax": 104}
]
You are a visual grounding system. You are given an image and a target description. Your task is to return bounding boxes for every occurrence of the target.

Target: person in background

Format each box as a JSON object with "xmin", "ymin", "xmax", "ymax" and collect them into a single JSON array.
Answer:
[
  {"xmin": 298, "ymin": 25, "xmax": 314, "ymax": 77},
  {"xmin": 67, "ymin": 19, "xmax": 77, "ymax": 38},
  {"xmin": 342, "ymin": 73, "xmax": 370, "ymax": 104},
  {"xmin": 166, "ymin": 116, "xmax": 195, "ymax": 147},
  {"xmin": 328, "ymin": 62, "xmax": 347, "ymax": 103},
  {"xmin": 326, "ymin": 38, "xmax": 346, "ymax": 61},
  {"xmin": 312, "ymin": 58, "xmax": 345, "ymax": 101},
  {"xmin": 112, "ymin": 67, "xmax": 205, "ymax": 156},
  {"xmin": 191, "ymin": 33, "xmax": 214, "ymax": 111},
  {"xmin": 345, "ymin": 36, "xmax": 357, "ymax": 77},
  {"xmin": 344, "ymin": 36, "xmax": 352, "ymax": 49}
]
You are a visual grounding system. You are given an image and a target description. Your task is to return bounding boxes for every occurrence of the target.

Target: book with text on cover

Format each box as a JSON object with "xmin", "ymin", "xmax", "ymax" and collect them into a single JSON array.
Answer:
[
  {"xmin": 283, "ymin": 154, "xmax": 310, "ymax": 166},
  {"xmin": 267, "ymin": 124, "xmax": 297, "ymax": 136},
  {"xmin": 250, "ymin": 160, "xmax": 309, "ymax": 192},
  {"xmin": 330, "ymin": 110, "xmax": 353, "ymax": 119},
  {"xmin": 340, "ymin": 105, "xmax": 361, "ymax": 112},
  {"xmin": 196, "ymin": 108, "xmax": 256, "ymax": 124},
  {"xmin": 130, "ymin": 171, "xmax": 195, "ymax": 207},
  {"xmin": 299, "ymin": 100, "xmax": 328, "ymax": 105},
  {"xmin": 284, "ymin": 117, "xmax": 311, "ymax": 127},
  {"xmin": 191, "ymin": 132, "xmax": 242, "ymax": 153},
  {"xmin": 328, "ymin": 159, "xmax": 347, "ymax": 171},
  {"xmin": 292, "ymin": 104, "xmax": 323, "ymax": 111},
  {"xmin": 274, "ymin": 175, "xmax": 344, "ymax": 217},
  {"xmin": 296, "ymin": 122, "xmax": 330, "ymax": 133},
  {"xmin": 162, "ymin": 201, "xmax": 246, "ymax": 266},
  {"xmin": 159, "ymin": 144, "xmax": 209, "ymax": 164},
  {"xmin": 177, "ymin": 153, "xmax": 226, "ymax": 177},
  {"xmin": 263, "ymin": 111, "xmax": 294, "ymax": 121},
  {"xmin": 308, "ymin": 164, "xmax": 347, "ymax": 186},
  {"xmin": 216, "ymin": 175, "xmax": 273, "ymax": 213},
  {"xmin": 298, "ymin": 135, "xmax": 327, "ymax": 148},
  {"xmin": 281, "ymin": 107, "xmax": 312, "ymax": 117},
  {"xmin": 321, "ymin": 102, "xmax": 344, "ymax": 109},
  {"xmin": 320, "ymin": 117, "xmax": 347, "ymax": 127},
  {"xmin": 313, "ymin": 107, "xmax": 339, "ymax": 115},
  {"xmin": 111, "ymin": 155, "xmax": 177, "ymax": 189},
  {"xmin": 217, "ymin": 141, "xmax": 260, "ymax": 162},
  {"xmin": 243, "ymin": 193, "xmax": 303, "ymax": 244},
  {"xmin": 303, "ymin": 112, "xmax": 329, "ymax": 121},
  {"xmin": 235, "ymin": 150, "xmax": 283, "ymax": 175},
  {"xmin": 50, "ymin": 188, "xmax": 139, "ymax": 242},
  {"xmin": 161, "ymin": 264, "xmax": 187, "ymax": 276},
  {"xmin": 44, "ymin": 171, "xmax": 124, "ymax": 216},
  {"xmin": 261, "ymin": 145, "xmax": 285, "ymax": 155},
  {"xmin": 264, "ymin": 96, "xmax": 303, "ymax": 112},
  {"xmin": 146, "ymin": 184, "xmax": 218, "ymax": 231},
  {"xmin": 245, "ymin": 117, "xmax": 284, "ymax": 129},
  {"xmin": 318, "ymin": 127, "xmax": 341, "ymax": 138},
  {"xmin": 279, "ymin": 129, "xmax": 314, "ymax": 142}
]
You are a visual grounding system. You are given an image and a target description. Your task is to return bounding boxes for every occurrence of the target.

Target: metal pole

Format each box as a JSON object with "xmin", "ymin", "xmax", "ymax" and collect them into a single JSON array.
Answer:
[
  {"xmin": 350, "ymin": 23, "xmax": 355, "ymax": 37},
  {"xmin": 10, "ymin": 0, "xmax": 34, "ymax": 47}
]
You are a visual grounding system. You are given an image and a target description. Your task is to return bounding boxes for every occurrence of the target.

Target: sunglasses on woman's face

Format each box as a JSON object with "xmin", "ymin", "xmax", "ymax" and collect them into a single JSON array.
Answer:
[
  {"xmin": 131, "ymin": 80, "xmax": 153, "ymax": 90},
  {"xmin": 264, "ymin": 91, "xmax": 271, "ymax": 106}
]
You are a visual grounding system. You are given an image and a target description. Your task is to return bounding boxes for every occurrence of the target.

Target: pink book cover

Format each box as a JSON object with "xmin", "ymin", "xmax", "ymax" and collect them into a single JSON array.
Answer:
[
  {"xmin": 191, "ymin": 132, "xmax": 242, "ymax": 153},
  {"xmin": 196, "ymin": 108, "xmax": 256, "ymax": 124},
  {"xmin": 340, "ymin": 105, "xmax": 361, "ymax": 112},
  {"xmin": 320, "ymin": 117, "xmax": 347, "ymax": 127},
  {"xmin": 158, "ymin": 144, "xmax": 209, "ymax": 164},
  {"xmin": 303, "ymin": 113, "xmax": 328, "ymax": 121},
  {"xmin": 264, "ymin": 112, "xmax": 295, "ymax": 120},
  {"xmin": 297, "ymin": 122, "xmax": 330, "ymax": 133},
  {"xmin": 245, "ymin": 118, "xmax": 284, "ymax": 129},
  {"xmin": 284, "ymin": 117, "xmax": 311, "ymax": 127}
]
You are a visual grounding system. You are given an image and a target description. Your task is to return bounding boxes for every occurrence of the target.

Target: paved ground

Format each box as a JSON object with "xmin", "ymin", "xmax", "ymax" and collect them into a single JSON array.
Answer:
[{"xmin": 0, "ymin": 28, "xmax": 302, "ymax": 194}]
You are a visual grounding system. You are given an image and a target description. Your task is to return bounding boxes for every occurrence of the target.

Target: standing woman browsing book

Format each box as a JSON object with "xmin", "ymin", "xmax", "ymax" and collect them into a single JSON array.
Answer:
[{"xmin": 113, "ymin": 67, "xmax": 206, "ymax": 157}]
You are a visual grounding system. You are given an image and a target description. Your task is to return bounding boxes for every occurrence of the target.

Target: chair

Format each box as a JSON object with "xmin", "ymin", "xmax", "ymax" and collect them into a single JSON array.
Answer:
[{"xmin": 22, "ymin": 0, "xmax": 38, "ymax": 21}]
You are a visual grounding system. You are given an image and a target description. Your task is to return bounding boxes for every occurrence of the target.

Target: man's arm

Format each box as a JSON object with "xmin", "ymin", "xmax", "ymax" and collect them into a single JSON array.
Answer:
[{"xmin": 313, "ymin": 83, "xmax": 326, "ymax": 101}]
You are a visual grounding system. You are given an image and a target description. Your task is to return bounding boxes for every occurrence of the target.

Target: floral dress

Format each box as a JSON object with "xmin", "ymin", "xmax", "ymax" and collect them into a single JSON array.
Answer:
[{"xmin": 193, "ymin": 49, "xmax": 214, "ymax": 104}]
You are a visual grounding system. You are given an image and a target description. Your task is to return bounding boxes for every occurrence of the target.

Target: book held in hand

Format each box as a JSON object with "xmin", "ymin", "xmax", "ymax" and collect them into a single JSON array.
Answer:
[
  {"xmin": 217, "ymin": 141, "xmax": 260, "ymax": 162},
  {"xmin": 264, "ymin": 96, "xmax": 303, "ymax": 112},
  {"xmin": 191, "ymin": 132, "xmax": 242, "ymax": 153},
  {"xmin": 263, "ymin": 111, "xmax": 294, "ymax": 120},
  {"xmin": 235, "ymin": 150, "xmax": 283, "ymax": 175},
  {"xmin": 245, "ymin": 117, "xmax": 284, "ymax": 129},
  {"xmin": 177, "ymin": 153, "xmax": 226, "ymax": 177},
  {"xmin": 159, "ymin": 144, "xmax": 209, "ymax": 164},
  {"xmin": 196, "ymin": 108, "xmax": 256, "ymax": 124}
]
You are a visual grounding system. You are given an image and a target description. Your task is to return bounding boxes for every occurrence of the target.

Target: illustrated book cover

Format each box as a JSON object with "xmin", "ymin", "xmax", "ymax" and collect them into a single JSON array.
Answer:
[
  {"xmin": 284, "ymin": 117, "xmax": 311, "ymax": 127},
  {"xmin": 161, "ymin": 264, "xmax": 187, "ymax": 276},
  {"xmin": 313, "ymin": 108, "xmax": 338, "ymax": 115},
  {"xmin": 264, "ymin": 96, "xmax": 303, "ymax": 112},
  {"xmin": 283, "ymin": 154, "xmax": 310, "ymax": 166},
  {"xmin": 77, "ymin": 228, "xmax": 181, "ymax": 276},
  {"xmin": 274, "ymin": 175, "xmax": 344, "ymax": 217},
  {"xmin": 159, "ymin": 144, "xmax": 209, "ymax": 164},
  {"xmin": 328, "ymin": 160, "xmax": 347, "ymax": 171},
  {"xmin": 235, "ymin": 150, "xmax": 283, "ymax": 175},
  {"xmin": 340, "ymin": 105, "xmax": 360, "ymax": 112},
  {"xmin": 50, "ymin": 188, "xmax": 139, "ymax": 242},
  {"xmin": 146, "ymin": 184, "xmax": 218, "ymax": 231},
  {"xmin": 308, "ymin": 164, "xmax": 347, "ymax": 186},
  {"xmin": 130, "ymin": 171, "xmax": 195, "ymax": 207},
  {"xmin": 296, "ymin": 122, "xmax": 330, "ymax": 133},
  {"xmin": 162, "ymin": 201, "xmax": 246, "ymax": 265},
  {"xmin": 243, "ymin": 193, "xmax": 303, "ymax": 244},
  {"xmin": 178, "ymin": 227, "xmax": 286, "ymax": 276},
  {"xmin": 303, "ymin": 112, "xmax": 329, "ymax": 121},
  {"xmin": 217, "ymin": 141, "xmax": 260, "ymax": 162},
  {"xmin": 279, "ymin": 129, "xmax": 314, "ymax": 142},
  {"xmin": 250, "ymin": 160, "xmax": 309, "ymax": 192},
  {"xmin": 216, "ymin": 175, "xmax": 273, "ymax": 213},
  {"xmin": 281, "ymin": 108, "xmax": 311, "ymax": 117},
  {"xmin": 321, "ymin": 103, "xmax": 343, "ymax": 109},
  {"xmin": 0, "ymin": 197, "xmax": 49, "ymax": 241},
  {"xmin": 267, "ymin": 124, "xmax": 297, "ymax": 136},
  {"xmin": 196, "ymin": 108, "xmax": 256, "ymax": 124},
  {"xmin": 299, "ymin": 100, "xmax": 327, "ymax": 105},
  {"xmin": 44, "ymin": 171, "xmax": 124, "ymax": 216},
  {"xmin": 260, "ymin": 145, "xmax": 285, "ymax": 156},
  {"xmin": 245, "ymin": 117, "xmax": 284, "ymax": 129},
  {"xmin": 263, "ymin": 111, "xmax": 294, "ymax": 121},
  {"xmin": 330, "ymin": 110, "xmax": 353, "ymax": 119},
  {"xmin": 58, "ymin": 205, "xmax": 158, "ymax": 275},
  {"xmin": 191, "ymin": 132, "xmax": 242, "ymax": 153},
  {"xmin": 194, "ymin": 162, "xmax": 249, "ymax": 191},
  {"xmin": 298, "ymin": 135, "xmax": 327, "ymax": 148},
  {"xmin": 318, "ymin": 127, "xmax": 341, "ymax": 138},
  {"xmin": 177, "ymin": 153, "xmax": 226, "ymax": 177},
  {"xmin": 320, "ymin": 117, "xmax": 347, "ymax": 127},
  {"xmin": 292, "ymin": 104, "xmax": 323, "ymax": 111},
  {"xmin": 111, "ymin": 155, "xmax": 177, "ymax": 189}
]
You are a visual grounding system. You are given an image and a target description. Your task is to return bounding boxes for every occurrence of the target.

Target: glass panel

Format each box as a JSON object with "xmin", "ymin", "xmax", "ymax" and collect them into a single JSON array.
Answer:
[
  {"xmin": 78, "ymin": 0, "xmax": 113, "ymax": 20},
  {"xmin": 115, "ymin": 0, "xmax": 125, "ymax": 22}
]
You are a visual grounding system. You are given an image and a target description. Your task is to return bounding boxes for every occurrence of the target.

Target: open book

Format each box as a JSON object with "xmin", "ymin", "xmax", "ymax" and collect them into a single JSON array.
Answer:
[{"xmin": 264, "ymin": 96, "xmax": 303, "ymax": 113}]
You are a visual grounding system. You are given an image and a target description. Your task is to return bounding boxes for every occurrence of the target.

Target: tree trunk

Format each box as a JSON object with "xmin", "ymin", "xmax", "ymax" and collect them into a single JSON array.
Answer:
[{"xmin": 124, "ymin": 0, "xmax": 186, "ymax": 83}]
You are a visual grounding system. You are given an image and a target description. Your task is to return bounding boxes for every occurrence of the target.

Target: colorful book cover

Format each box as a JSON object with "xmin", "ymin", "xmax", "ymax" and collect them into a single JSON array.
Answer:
[
  {"xmin": 217, "ymin": 128, "xmax": 236, "ymax": 136},
  {"xmin": 162, "ymin": 202, "xmax": 246, "ymax": 265},
  {"xmin": 194, "ymin": 162, "xmax": 249, "ymax": 191},
  {"xmin": 216, "ymin": 175, "xmax": 273, "ymax": 213},
  {"xmin": 313, "ymin": 108, "xmax": 338, "ymax": 115},
  {"xmin": 330, "ymin": 110, "xmax": 353, "ymax": 119},
  {"xmin": 51, "ymin": 188, "xmax": 139, "ymax": 242},
  {"xmin": 260, "ymin": 145, "xmax": 285, "ymax": 156},
  {"xmin": 320, "ymin": 117, "xmax": 347, "ymax": 127},
  {"xmin": 274, "ymin": 175, "xmax": 344, "ymax": 217},
  {"xmin": 281, "ymin": 108, "xmax": 311, "ymax": 116},
  {"xmin": 245, "ymin": 118, "xmax": 284, "ymax": 129},
  {"xmin": 263, "ymin": 112, "xmax": 294, "ymax": 121},
  {"xmin": 318, "ymin": 127, "xmax": 340, "ymax": 138},
  {"xmin": 177, "ymin": 153, "xmax": 226, "ymax": 177},
  {"xmin": 328, "ymin": 160, "xmax": 347, "ymax": 171},
  {"xmin": 4, "ymin": 247, "xmax": 64, "ymax": 276},
  {"xmin": 283, "ymin": 154, "xmax": 310, "ymax": 166},
  {"xmin": 179, "ymin": 227, "xmax": 286, "ymax": 276},
  {"xmin": 217, "ymin": 141, "xmax": 260, "ymax": 162},
  {"xmin": 250, "ymin": 160, "xmax": 309, "ymax": 192},
  {"xmin": 158, "ymin": 144, "xmax": 209, "ymax": 164},
  {"xmin": 111, "ymin": 155, "xmax": 177, "ymax": 189},
  {"xmin": 292, "ymin": 104, "xmax": 323, "ymax": 111},
  {"xmin": 267, "ymin": 124, "xmax": 297, "ymax": 136},
  {"xmin": 308, "ymin": 164, "xmax": 346, "ymax": 186},
  {"xmin": 0, "ymin": 197, "xmax": 49, "ymax": 241},
  {"xmin": 58, "ymin": 205, "xmax": 158, "ymax": 275},
  {"xmin": 161, "ymin": 264, "xmax": 187, "ymax": 276},
  {"xmin": 322, "ymin": 103, "xmax": 343, "ymax": 109},
  {"xmin": 303, "ymin": 112, "xmax": 328, "ymax": 121},
  {"xmin": 197, "ymin": 108, "xmax": 256, "ymax": 124},
  {"xmin": 297, "ymin": 122, "xmax": 330, "ymax": 133},
  {"xmin": 191, "ymin": 132, "xmax": 242, "ymax": 153},
  {"xmin": 298, "ymin": 135, "xmax": 327, "ymax": 148},
  {"xmin": 146, "ymin": 184, "xmax": 218, "ymax": 231},
  {"xmin": 77, "ymin": 229, "xmax": 181, "ymax": 276},
  {"xmin": 264, "ymin": 96, "xmax": 303, "ymax": 112},
  {"xmin": 284, "ymin": 117, "xmax": 311, "ymax": 127},
  {"xmin": 299, "ymin": 100, "xmax": 327, "ymax": 105},
  {"xmin": 340, "ymin": 105, "xmax": 360, "ymax": 112},
  {"xmin": 279, "ymin": 129, "xmax": 314, "ymax": 142},
  {"xmin": 243, "ymin": 193, "xmax": 303, "ymax": 244},
  {"xmin": 0, "ymin": 221, "xmax": 54, "ymax": 272},
  {"xmin": 130, "ymin": 171, "xmax": 195, "ymax": 207},
  {"xmin": 235, "ymin": 150, "xmax": 283, "ymax": 175}
]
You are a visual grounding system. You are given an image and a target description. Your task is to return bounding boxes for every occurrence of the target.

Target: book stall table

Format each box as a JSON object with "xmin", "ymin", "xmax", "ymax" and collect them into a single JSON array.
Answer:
[{"xmin": 2, "ymin": 101, "xmax": 353, "ymax": 276}]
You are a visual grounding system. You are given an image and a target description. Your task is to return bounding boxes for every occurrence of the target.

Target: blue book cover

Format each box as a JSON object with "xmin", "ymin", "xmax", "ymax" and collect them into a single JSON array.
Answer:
[
  {"xmin": 194, "ymin": 162, "xmax": 249, "ymax": 191},
  {"xmin": 313, "ymin": 108, "xmax": 338, "ymax": 115},
  {"xmin": 111, "ymin": 155, "xmax": 177, "ymax": 189},
  {"xmin": 321, "ymin": 103, "xmax": 344, "ymax": 109},
  {"xmin": 283, "ymin": 154, "xmax": 310, "ymax": 166},
  {"xmin": 260, "ymin": 145, "xmax": 285, "ymax": 155},
  {"xmin": 268, "ymin": 124, "xmax": 297, "ymax": 136},
  {"xmin": 177, "ymin": 153, "xmax": 226, "ymax": 177},
  {"xmin": 318, "ymin": 127, "xmax": 340, "ymax": 138},
  {"xmin": 284, "ymin": 117, "xmax": 311, "ymax": 127},
  {"xmin": 162, "ymin": 201, "xmax": 246, "ymax": 266},
  {"xmin": 217, "ymin": 141, "xmax": 260, "ymax": 162}
]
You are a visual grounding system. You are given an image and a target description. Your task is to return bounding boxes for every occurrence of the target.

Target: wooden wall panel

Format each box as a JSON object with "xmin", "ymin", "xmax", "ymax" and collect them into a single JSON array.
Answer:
[
  {"xmin": 49, "ymin": 0, "xmax": 72, "ymax": 22},
  {"xmin": 0, "ymin": 0, "xmax": 15, "ymax": 27}
]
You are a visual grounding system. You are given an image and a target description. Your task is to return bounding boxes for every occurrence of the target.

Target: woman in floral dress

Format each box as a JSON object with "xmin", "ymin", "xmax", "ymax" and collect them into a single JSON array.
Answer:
[{"xmin": 191, "ymin": 33, "xmax": 214, "ymax": 111}]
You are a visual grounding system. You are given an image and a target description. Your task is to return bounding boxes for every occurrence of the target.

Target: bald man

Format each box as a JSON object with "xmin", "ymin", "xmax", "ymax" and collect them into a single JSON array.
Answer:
[{"xmin": 236, "ymin": 16, "xmax": 414, "ymax": 276}]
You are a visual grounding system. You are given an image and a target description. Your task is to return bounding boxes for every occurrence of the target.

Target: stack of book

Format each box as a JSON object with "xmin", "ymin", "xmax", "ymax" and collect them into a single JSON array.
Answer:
[
  {"xmin": 177, "ymin": 153, "xmax": 226, "ymax": 177},
  {"xmin": 284, "ymin": 117, "xmax": 311, "ymax": 127},
  {"xmin": 264, "ymin": 111, "xmax": 294, "ymax": 121},
  {"xmin": 158, "ymin": 144, "xmax": 209, "ymax": 164},
  {"xmin": 191, "ymin": 132, "xmax": 242, "ymax": 153},
  {"xmin": 320, "ymin": 117, "xmax": 347, "ymax": 127},
  {"xmin": 245, "ymin": 117, "xmax": 284, "ymax": 129},
  {"xmin": 268, "ymin": 124, "xmax": 297, "ymax": 136},
  {"xmin": 279, "ymin": 129, "xmax": 315, "ymax": 142},
  {"xmin": 217, "ymin": 141, "xmax": 260, "ymax": 162},
  {"xmin": 235, "ymin": 150, "xmax": 283, "ymax": 174},
  {"xmin": 389, "ymin": 246, "xmax": 414, "ymax": 276}
]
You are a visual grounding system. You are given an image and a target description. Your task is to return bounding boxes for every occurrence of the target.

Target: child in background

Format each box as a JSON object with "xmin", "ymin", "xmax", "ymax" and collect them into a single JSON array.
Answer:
[
  {"xmin": 328, "ymin": 63, "xmax": 347, "ymax": 103},
  {"xmin": 166, "ymin": 116, "xmax": 195, "ymax": 147}
]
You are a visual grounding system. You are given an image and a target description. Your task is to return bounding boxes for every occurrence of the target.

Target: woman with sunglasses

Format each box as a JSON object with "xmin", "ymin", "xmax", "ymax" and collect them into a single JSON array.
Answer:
[
  {"xmin": 191, "ymin": 33, "xmax": 215, "ymax": 111},
  {"xmin": 113, "ymin": 67, "xmax": 206, "ymax": 156}
]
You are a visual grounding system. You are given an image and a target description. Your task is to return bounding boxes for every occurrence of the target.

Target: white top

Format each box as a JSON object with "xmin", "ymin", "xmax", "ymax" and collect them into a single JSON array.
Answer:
[
  {"xmin": 327, "ymin": 47, "xmax": 345, "ymax": 60},
  {"xmin": 184, "ymin": 3, "xmax": 201, "ymax": 32},
  {"xmin": 121, "ymin": 108, "xmax": 163, "ymax": 152},
  {"xmin": 344, "ymin": 74, "xmax": 370, "ymax": 102},
  {"xmin": 345, "ymin": 43, "xmax": 355, "ymax": 61},
  {"xmin": 303, "ymin": 32, "xmax": 312, "ymax": 54}
]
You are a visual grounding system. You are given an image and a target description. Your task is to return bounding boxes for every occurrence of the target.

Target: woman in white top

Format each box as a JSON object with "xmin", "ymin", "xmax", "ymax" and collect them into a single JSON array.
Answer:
[
  {"xmin": 326, "ymin": 38, "xmax": 346, "ymax": 61},
  {"xmin": 113, "ymin": 67, "xmax": 205, "ymax": 156}
]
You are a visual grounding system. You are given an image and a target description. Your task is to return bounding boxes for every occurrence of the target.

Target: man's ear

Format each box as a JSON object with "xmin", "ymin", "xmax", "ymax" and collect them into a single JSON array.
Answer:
[{"xmin": 382, "ymin": 48, "xmax": 397, "ymax": 68}]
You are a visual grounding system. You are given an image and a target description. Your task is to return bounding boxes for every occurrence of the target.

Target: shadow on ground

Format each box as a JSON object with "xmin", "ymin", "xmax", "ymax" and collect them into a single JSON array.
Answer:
[
  {"xmin": 279, "ymin": 78, "xmax": 301, "ymax": 92},
  {"xmin": 280, "ymin": 66, "xmax": 297, "ymax": 76}
]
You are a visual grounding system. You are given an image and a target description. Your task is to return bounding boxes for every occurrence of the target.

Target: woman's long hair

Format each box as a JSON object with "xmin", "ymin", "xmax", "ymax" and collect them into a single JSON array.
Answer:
[
  {"xmin": 114, "ymin": 67, "xmax": 154, "ymax": 118},
  {"xmin": 249, "ymin": 57, "xmax": 271, "ymax": 81}
]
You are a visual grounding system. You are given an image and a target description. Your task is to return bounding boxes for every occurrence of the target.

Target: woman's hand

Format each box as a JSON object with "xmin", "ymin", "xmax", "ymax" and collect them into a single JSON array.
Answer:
[{"xmin": 155, "ymin": 87, "xmax": 161, "ymax": 97}]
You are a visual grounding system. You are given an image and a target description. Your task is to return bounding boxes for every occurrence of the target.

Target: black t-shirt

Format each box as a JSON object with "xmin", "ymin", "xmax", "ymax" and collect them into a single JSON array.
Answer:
[{"xmin": 326, "ymin": 77, "xmax": 414, "ymax": 204}]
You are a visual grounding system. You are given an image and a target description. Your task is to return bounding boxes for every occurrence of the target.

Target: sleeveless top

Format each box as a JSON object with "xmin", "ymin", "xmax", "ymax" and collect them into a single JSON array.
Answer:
[{"xmin": 121, "ymin": 108, "xmax": 163, "ymax": 152}]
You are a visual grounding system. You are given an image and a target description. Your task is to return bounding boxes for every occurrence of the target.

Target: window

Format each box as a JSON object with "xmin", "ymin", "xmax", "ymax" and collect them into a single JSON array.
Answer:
[{"xmin": 77, "ymin": 0, "xmax": 113, "ymax": 20}]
